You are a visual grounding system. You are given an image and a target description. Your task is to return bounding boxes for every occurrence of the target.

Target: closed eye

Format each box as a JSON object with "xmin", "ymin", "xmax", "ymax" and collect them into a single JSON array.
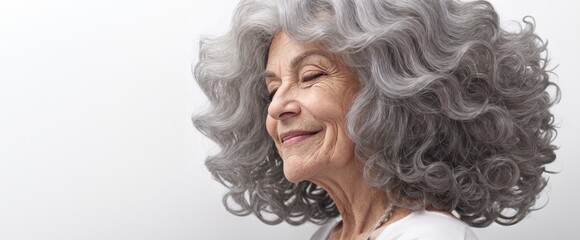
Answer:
[
  {"xmin": 268, "ymin": 89, "xmax": 277, "ymax": 102},
  {"xmin": 302, "ymin": 72, "xmax": 326, "ymax": 82}
]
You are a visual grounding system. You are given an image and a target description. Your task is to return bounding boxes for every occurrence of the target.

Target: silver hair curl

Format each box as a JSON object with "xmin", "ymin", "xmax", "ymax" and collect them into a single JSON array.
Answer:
[{"xmin": 193, "ymin": 0, "xmax": 560, "ymax": 227}]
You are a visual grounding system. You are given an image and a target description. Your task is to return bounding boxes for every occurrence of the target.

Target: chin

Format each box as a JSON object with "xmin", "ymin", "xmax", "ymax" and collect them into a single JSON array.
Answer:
[
  {"xmin": 281, "ymin": 157, "xmax": 315, "ymax": 183},
  {"xmin": 282, "ymin": 165, "xmax": 306, "ymax": 183}
]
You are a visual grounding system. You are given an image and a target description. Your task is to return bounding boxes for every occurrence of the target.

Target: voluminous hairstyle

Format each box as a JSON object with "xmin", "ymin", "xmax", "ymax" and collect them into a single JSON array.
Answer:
[{"xmin": 193, "ymin": 0, "xmax": 559, "ymax": 227}]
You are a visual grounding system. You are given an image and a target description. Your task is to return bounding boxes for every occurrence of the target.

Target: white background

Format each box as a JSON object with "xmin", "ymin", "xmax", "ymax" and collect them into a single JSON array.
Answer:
[{"xmin": 0, "ymin": 0, "xmax": 578, "ymax": 239}]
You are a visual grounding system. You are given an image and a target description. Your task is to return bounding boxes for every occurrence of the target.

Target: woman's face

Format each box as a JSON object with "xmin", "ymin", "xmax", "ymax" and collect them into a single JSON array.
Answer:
[{"xmin": 265, "ymin": 32, "xmax": 360, "ymax": 183}]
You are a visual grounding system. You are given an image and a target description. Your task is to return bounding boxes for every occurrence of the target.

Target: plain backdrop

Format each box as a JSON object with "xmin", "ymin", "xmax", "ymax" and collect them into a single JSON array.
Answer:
[{"xmin": 0, "ymin": 0, "xmax": 578, "ymax": 239}]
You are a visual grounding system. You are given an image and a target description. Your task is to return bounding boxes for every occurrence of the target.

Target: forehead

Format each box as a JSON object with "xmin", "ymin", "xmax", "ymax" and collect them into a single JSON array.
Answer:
[{"xmin": 267, "ymin": 31, "xmax": 325, "ymax": 68}]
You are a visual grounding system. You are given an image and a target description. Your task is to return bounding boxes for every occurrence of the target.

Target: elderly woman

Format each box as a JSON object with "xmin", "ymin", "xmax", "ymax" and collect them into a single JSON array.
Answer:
[{"xmin": 193, "ymin": 0, "xmax": 559, "ymax": 239}]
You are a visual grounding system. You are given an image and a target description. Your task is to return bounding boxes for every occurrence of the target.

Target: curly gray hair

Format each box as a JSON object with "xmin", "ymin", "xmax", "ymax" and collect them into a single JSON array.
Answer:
[{"xmin": 193, "ymin": 0, "xmax": 560, "ymax": 227}]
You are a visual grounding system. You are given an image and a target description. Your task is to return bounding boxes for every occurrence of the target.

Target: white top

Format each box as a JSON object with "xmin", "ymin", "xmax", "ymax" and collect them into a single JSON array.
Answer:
[{"xmin": 310, "ymin": 210, "xmax": 479, "ymax": 240}]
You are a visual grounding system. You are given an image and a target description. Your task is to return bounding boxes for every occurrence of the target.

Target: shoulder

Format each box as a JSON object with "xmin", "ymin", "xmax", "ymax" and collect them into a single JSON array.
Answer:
[{"xmin": 376, "ymin": 210, "xmax": 479, "ymax": 240}]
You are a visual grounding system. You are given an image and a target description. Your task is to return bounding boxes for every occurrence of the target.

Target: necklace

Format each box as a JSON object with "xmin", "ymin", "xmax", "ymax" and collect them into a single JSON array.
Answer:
[{"xmin": 364, "ymin": 203, "xmax": 395, "ymax": 240}]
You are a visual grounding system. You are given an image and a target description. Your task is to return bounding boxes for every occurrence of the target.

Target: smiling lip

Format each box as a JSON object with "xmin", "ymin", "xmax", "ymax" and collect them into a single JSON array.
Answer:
[{"xmin": 279, "ymin": 130, "xmax": 321, "ymax": 147}]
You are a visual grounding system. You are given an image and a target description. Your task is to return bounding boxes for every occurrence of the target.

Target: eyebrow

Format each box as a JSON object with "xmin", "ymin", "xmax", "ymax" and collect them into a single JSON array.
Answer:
[{"xmin": 263, "ymin": 50, "xmax": 331, "ymax": 80}]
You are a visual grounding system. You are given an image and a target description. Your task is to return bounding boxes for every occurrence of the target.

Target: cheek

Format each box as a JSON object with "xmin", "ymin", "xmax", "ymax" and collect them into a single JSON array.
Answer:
[
  {"xmin": 307, "ymin": 85, "xmax": 352, "ymax": 119},
  {"xmin": 308, "ymin": 98, "xmax": 348, "ymax": 128},
  {"xmin": 309, "ymin": 89, "xmax": 356, "ymax": 159}
]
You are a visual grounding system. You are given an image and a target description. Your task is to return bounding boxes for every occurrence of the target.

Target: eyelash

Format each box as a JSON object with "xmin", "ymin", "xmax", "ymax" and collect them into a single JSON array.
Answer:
[
  {"xmin": 267, "ymin": 72, "xmax": 326, "ymax": 102},
  {"xmin": 268, "ymin": 90, "xmax": 277, "ymax": 101},
  {"xmin": 302, "ymin": 72, "xmax": 326, "ymax": 82}
]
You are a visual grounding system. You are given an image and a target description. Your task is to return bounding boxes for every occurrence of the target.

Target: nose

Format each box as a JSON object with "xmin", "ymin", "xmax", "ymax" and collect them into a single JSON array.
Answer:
[{"xmin": 267, "ymin": 85, "xmax": 300, "ymax": 120}]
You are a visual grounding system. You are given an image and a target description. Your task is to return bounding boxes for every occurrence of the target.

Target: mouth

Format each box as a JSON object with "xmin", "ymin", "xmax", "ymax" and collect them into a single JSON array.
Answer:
[{"xmin": 279, "ymin": 129, "xmax": 322, "ymax": 147}]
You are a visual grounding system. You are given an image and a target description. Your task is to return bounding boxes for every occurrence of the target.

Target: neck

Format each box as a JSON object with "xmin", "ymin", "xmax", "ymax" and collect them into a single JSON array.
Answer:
[{"xmin": 310, "ymin": 161, "xmax": 390, "ymax": 240}]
